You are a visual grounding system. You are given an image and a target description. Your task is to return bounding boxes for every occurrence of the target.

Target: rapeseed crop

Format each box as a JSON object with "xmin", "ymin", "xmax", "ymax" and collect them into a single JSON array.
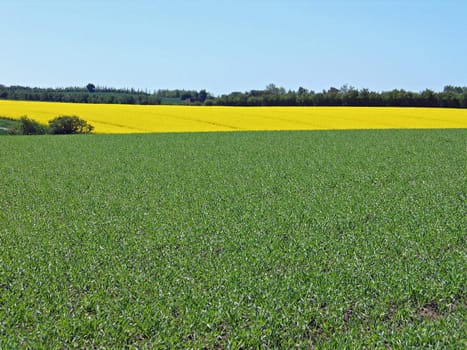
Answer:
[{"xmin": 1, "ymin": 100, "xmax": 466, "ymax": 133}]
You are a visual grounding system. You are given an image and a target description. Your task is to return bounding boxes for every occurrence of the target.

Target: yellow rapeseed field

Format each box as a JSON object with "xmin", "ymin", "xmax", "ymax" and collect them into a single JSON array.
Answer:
[{"xmin": 1, "ymin": 100, "xmax": 466, "ymax": 134}]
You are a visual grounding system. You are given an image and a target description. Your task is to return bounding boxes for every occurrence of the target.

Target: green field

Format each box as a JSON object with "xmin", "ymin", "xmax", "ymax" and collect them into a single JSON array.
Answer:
[
  {"xmin": 0, "ymin": 117, "xmax": 19, "ymax": 135},
  {"xmin": 0, "ymin": 129, "xmax": 466, "ymax": 348}
]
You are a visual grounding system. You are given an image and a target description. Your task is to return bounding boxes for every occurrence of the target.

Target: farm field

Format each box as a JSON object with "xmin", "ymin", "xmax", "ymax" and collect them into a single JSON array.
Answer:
[
  {"xmin": 0, "ymin": 118, "xmax": 18, "ymax": 135},
  {"xmin": 0, "ymin": 129, "xmax": 466, "ymax": 348},
  {"xmin": 1, "ymin": 100, "xmax": 467, "ymax": 133}
]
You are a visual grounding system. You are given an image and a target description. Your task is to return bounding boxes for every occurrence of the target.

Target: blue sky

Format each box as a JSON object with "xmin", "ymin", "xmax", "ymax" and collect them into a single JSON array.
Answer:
[{"xmin": 2, "ymin": 0, "xmax": 466, "ymax": 95}]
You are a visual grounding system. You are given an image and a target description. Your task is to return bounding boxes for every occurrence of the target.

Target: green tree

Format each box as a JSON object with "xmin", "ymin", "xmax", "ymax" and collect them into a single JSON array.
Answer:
[
  {"xmin": 265, "ymin": 83, "xmax": 286, "ymax": 95},
  {"xmin": 297, "ymin": 86, "xmax": 308, "ymax": 95},
  {"xmin": 86, "ymin": 83, "xmax": 96, "ymax": 93},
  {"xmin": 48, "ymin": 116, "xmax": 94, "ymax": 134},
  {"xmin": 198, "ymin": 89, "xmax": 208, "ymax": 103},
  {"xmin": 10, "ymin": 116, "xmax": 48, "ymax": 135}
]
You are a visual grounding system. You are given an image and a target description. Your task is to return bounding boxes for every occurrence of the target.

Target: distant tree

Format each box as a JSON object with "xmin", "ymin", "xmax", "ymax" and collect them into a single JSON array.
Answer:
[
  {"xmin": 358, "ymin": 89, "xmax": 370, "ymax": 105},
  {"xmin": 339, "ymin": 84, "xmax": 355, "ymax": 94},
  {"xmin": 443, "ymin": 85, "xmax": 464, "ymax": 94},
  {"xmin": 420, "ymin": 89, "xmax": 438, "ymax": 107},
  {"xmin": 460, "ymin": 92, "xmax": 467, "ymax": 108},
  {"xmin": 86, "ymin": 83, "xmax": 96, "ymax": 93},
  {"xmin": 342, "ymin": 89, "xmax": 358, "ymax": 105},
  {"xmin": 48, "ymin": 116, "xmax": 94, "ymax": 134},
  {"xmin": 297, "ymin": 86, "xmax": 308, "ymax": 95},
  {"xmin": 181, "ymin": 93, "xmax": 192, "ymax": 101},
  {"xmin": 265, "ymin": 83, "xmax": 286, "ymax": 95},
  {"xmin": 198, "ymin": 89, "xmax": 208, "ymax": 103}
]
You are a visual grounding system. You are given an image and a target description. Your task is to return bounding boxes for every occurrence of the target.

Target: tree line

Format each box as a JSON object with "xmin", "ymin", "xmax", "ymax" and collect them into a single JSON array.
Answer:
[
  {"xmin": 214, "ymin": 84, "xmax": 467, "ymax": 108},
  {"xmin": 0, "ymin": 85, "xmax": 161, "ymax": 105},
  {"xmin": 1, "ymin": 83, "xmax": 466, "ymax": 108},
  {"xmin": 0, "ymin": 84, "xmax": 213, "ymax": 105}
]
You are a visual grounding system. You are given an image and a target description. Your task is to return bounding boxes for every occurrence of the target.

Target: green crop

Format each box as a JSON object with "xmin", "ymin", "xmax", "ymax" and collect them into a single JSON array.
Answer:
[{"xmin": 0, "ymin": 129, "xmax": 465, "ymax": 348}]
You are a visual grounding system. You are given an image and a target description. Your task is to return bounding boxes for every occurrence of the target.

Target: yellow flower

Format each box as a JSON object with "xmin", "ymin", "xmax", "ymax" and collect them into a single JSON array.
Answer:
[{"xmin": 1, "ymin": 101, "xmax": 465, "ymax": 134}]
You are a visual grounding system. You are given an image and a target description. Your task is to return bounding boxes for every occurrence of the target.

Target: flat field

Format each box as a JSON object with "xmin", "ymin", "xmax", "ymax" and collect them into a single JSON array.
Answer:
[
  {"xmin": 0, "ymin": 118, "xmax": 18, "ymax": 135},
  {"xmin": 0, "ymin": 129, "xmax": 465, "ymax": 348},
  {"xmin": 1, "ymin": 100, "xmax": 467, "ymax": 133}
]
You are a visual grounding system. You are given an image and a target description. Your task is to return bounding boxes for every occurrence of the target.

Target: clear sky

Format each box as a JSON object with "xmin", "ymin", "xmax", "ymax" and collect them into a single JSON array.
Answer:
[{"xmin": 2, "ymin": 0, "xmax": 466, "ymax": 95}]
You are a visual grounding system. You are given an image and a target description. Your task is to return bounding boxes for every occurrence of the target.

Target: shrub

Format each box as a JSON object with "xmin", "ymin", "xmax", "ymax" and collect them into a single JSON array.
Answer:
[
  {"xmin": 9, "ymin": 116, "xmax": 48, "ymax": 135},
  {"xmin": 48, "ymin": 115, "xmax": 94, "ymax": 134}
]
